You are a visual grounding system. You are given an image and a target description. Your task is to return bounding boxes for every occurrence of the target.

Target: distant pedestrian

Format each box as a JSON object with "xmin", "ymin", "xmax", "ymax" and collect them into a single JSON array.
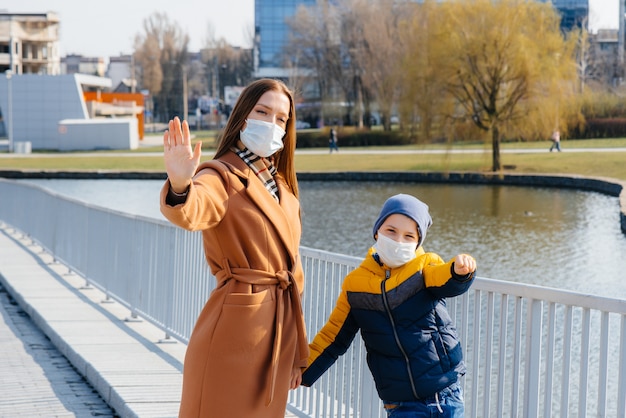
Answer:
[
  {"xmin": 549, "ymin": 130, "xmax": 561, "ymax": 152},
  {"xmin": 329, "ymin": 128, "xmax": 339, "ymax": 153}
]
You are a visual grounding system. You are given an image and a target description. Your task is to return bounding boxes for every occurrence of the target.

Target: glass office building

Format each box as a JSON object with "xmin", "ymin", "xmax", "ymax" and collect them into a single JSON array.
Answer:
[
  {"xmin": 254, "ymin": 0, "xmax": 317, "ymax": 78},
  {"xmin": 550, "ymin": 0, "xmax": 589, "ymax": 30}
]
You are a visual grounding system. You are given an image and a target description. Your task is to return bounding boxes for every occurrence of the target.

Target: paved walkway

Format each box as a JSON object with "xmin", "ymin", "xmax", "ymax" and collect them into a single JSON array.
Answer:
[
  {"xmin": 1, "ymin": 135, "xmax": 626, "ymax": 158},
  {"xmin": 0, "ymin": 224, "xmax": 300, "ymax": 417},
  {"xmin": 0, "ymin": 282, "xmax": 117, "ymax": 417},
  {"xmin": 0, "ymin": 224, "xmax": 186, "ymax": 417}
]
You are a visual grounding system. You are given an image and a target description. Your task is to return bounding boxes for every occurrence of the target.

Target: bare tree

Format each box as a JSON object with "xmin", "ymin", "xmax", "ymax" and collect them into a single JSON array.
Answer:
[
  {"xmin": 569, "ymin": 18, "xmax": 602, "ymax": 93},
  {"xmin": 286, "ymin": 2, "xmax": 344, "ymax": 124},
  {"xmin": 134, "ymin": 27, "xmax": 163, "ymax": 96},
  {"xmin": 340, "ymin": 0, "xmax": 368, "ymax": 129},
  {"xmin": 286, "ymin": 0, "xmax": 405, "ymax": 129},
  {"xmin": 201, "ymin": 40, "xmax": 253, "ymax": 101},
  {"xmin": 134, "ymin": 12, "xmax": 189, "ymax": 121},
  {"xmin": 350, "ymin": 0, "xmax": 404, "ymax": 131}
]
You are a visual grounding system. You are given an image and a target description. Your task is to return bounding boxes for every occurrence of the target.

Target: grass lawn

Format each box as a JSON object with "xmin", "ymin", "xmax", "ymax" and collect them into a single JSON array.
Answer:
[
  {"xmin": 0, "ymin": 137, "xmax": 625, "ymax": 182},
  {"xmin": 295, "ymin": 150, "xmax": 626, "ymax": 181}
]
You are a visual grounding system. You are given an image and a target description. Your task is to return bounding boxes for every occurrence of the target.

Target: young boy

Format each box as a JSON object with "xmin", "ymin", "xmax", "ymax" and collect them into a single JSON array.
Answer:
[{"xmin": 301, "ymin": 193, "xmax": 476, "ymax": 417}]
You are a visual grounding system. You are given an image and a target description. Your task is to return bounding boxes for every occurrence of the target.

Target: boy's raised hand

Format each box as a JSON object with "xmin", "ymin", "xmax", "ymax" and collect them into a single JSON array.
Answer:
[{"xmin": 454, "ymin": 254, "xmax": 476, "ymax": 276}]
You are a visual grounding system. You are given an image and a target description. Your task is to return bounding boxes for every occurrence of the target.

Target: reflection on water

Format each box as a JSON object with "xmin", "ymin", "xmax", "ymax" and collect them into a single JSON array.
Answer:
[{"xmin": 18, "ymin": 179, "xmax": 626, "ymax": 299}]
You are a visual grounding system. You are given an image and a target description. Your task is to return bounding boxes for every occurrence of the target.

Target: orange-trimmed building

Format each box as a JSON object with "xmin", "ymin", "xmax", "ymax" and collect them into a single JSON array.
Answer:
[{"xmin": 83, "ymin": 92, "xmax": 145, "ymax": 139}]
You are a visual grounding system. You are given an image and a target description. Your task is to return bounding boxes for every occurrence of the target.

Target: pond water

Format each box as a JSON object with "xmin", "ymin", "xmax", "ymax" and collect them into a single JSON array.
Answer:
[{"xmin": 18, "ymin": 179, "xmax": 626, "ymax": 299}]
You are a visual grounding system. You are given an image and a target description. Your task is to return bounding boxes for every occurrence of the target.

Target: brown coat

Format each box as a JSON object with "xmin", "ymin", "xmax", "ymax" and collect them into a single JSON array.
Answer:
[{"xmin": 160, "ymin": 151, "xmax": 308, "ymax": 418}]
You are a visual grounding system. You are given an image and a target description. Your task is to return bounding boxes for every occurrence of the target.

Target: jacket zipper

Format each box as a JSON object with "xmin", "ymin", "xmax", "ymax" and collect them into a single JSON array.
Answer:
[{"xmin": 381, "ymin": 269, "xmax": 420, "ymax": 400}]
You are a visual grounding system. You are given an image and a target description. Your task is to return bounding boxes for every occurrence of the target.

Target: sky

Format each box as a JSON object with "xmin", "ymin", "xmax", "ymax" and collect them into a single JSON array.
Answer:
[
  {"xmin": 6, "ymin": 0, "xmax": 620, "ymax": 59},
  {"xmin": 8, "ymin": 0, "xmax": 255, "ymax": 58},
  {"xmin": 588, "ymin": 0, "xmax": 620, "ymax": 31}
]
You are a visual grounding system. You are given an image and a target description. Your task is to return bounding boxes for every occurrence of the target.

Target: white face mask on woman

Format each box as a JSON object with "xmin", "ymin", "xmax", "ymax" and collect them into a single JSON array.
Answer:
[
  {"xmin": 240, "ymin": 119, "xmax": 285, "ymax": 157},
  {"xmin": 374, "ymin": 233, "xmax": 418, "ymax": 268}
]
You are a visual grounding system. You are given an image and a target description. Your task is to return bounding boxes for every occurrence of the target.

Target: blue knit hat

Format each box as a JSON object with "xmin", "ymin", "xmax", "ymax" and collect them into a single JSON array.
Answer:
[{"xmin": 372, "ymin": 194, "xmax": 433, "ymax": 248}]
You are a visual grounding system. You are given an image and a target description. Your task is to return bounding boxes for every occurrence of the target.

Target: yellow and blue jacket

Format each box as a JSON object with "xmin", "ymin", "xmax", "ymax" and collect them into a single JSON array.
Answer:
[{"xmin": 301, "ymin": 246, "xmax": 475, "ymax": 401}]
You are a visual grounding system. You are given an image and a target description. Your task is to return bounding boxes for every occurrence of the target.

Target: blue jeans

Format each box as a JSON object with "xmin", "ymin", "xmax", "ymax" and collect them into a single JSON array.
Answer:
[
  {"xmin": 383, "ymin": 382, "xmax": 464, "ymax": 417},
  {"xmin": 550, "ymin": 141, "xmax": 561, "ymax": 152}
]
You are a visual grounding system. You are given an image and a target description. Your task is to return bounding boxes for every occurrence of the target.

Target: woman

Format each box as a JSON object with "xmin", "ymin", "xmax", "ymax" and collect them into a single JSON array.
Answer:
[{"xmin": 160, "ymin": 79, "xmax": 308, "ymax": 417}]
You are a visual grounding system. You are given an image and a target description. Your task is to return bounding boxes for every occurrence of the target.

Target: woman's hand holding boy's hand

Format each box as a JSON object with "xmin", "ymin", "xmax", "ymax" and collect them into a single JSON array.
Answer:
[
  {"xmin": 454, "ymin": 254, "xmax": 476, "ymax": 276},
  {"xmin": 290, "ymin": 366, "xmax": 303, "ymax": 389}
]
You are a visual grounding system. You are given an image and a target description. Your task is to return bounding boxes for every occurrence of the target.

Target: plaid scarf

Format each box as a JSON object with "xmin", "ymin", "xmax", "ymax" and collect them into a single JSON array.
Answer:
[{"xmin": 232, "ymin": 141, "xmax": 280, "ymax": 202}]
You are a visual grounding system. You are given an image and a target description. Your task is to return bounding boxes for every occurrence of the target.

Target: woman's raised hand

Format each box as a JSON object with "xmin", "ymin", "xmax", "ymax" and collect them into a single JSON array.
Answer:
[{"xmin": 163, "ymin": 117, "xmax": 202, "ymax": 193}]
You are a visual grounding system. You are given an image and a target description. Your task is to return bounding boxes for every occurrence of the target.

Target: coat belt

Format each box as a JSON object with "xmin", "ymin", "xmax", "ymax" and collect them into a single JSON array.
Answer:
[{"xmin": 215, "ymin": 263, "xmax": 308, "ymax": 406}]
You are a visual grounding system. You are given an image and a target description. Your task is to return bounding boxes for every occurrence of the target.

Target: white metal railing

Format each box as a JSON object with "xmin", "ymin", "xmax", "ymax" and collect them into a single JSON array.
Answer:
[{"xmin": 1, "ymin": 178, "xmax": 625, "ymax": 418}]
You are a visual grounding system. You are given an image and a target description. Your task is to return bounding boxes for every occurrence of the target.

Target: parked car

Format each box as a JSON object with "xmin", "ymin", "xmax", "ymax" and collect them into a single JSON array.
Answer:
[{"xmin": 296, "ymin": 120, "xmax": 311, "ymax": 130}]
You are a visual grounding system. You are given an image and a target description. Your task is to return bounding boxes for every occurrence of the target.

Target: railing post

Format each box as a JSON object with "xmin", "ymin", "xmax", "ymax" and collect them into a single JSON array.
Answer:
[
  {"xmin": 496, "ymin": 294, "xmax": 508, "ymax": 417},
  {"xmin": 511, "ymin": 296, "xmax": 523, "ymax": 417},
  {"xmin": 618, "ymin": 314, "xmax": 626, "ymax": 418},
  {"xmin": 544, "ymin": 302, "xmax": 556, "ymax": 418},
  {"xmin": 483, "ymin": 291, "xmax": 495, "ymax": 418},
  {"xmin": 471, "ymin": 290, "xmax": 481, "ymax": 418},
  {"xmin": 524, "ymin": 298, "xmax": 542, "ymax": 418},
  {"xmin": 596, "ymin": 311, "xmax": 609, "ymax": 418},
  {"xmin": 578, "ymin": 308, "xmax": 591, "ymax": 417},
  {"xmin": 560, "ymin": 306, "xmax": 573, "ymax": 418}
]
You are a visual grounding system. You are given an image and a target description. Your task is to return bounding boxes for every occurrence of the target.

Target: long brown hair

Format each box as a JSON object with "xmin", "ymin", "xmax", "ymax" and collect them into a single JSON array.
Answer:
[{"xmin": 214, "ymin": 79, "xmax": 299, "ymax": 198}]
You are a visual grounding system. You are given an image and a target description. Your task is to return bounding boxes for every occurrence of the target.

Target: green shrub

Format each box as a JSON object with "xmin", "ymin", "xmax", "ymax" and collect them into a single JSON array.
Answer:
[{"xmin": 572, "ymin": 118, "xmax": 626, "ymax": 139}]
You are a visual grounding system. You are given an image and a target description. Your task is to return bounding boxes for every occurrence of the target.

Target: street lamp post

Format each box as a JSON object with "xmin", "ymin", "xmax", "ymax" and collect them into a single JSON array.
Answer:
[
  {"xmin": 5, "ymin": 70, "xmax": 13, "ymax": 153},
  {"xmin": 183, "ymin": 65, "xmax": 188, "ymax": 122}
]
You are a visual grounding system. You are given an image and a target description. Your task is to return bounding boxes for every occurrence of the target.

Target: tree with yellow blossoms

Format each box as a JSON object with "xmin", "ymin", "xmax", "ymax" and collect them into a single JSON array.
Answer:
[{"xmin": 436, "ymin": 0, "xmax": 578, "ymax": 171}]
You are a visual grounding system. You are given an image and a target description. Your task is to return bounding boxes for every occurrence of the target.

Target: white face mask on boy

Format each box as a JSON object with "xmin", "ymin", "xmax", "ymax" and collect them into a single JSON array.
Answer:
[
  {"xmin": 374, "ymin": 233, "xmax": 418, "ymax": 268},
  {"xmin": 240, "ymin": 119, "xmax": 285, "ymax": 157}
]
